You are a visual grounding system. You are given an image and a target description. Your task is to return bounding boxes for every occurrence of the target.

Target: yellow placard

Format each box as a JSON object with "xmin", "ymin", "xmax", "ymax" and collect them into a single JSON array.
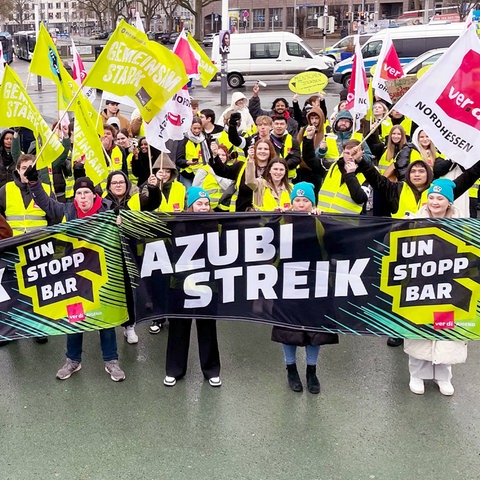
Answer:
[
  {"xmin": 288, "ymin": 71, "xmax": 329, "ymax": 95},
  {"xmin": 417, "ymin": 64, "xmax": 432, "ymax": 79}
]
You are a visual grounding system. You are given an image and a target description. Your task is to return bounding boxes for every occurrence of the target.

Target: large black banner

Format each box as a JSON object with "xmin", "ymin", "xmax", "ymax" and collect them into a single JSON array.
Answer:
[{"xmin": 120, "ymin": 211, "xmax": 480, "ymax": 341}]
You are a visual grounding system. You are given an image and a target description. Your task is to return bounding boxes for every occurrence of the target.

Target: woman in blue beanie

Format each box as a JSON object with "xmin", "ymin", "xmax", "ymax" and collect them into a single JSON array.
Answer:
[
  {"xmin": 404, "ymin": 178, "xmax": 467, "ymax": 396},
  {"xmin": 163, "ymin": 186, "xmax": 222, "ymax": 388},
  {"xmin": 271, "ymin": 182, "xmax": 338, "ymax": 394}
]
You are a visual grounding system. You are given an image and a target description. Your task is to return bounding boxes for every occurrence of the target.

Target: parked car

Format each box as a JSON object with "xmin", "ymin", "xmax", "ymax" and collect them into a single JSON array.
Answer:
[
  {"xmin": 203, "ymin": 33, "xmax": 215, "ymax": 47},
  {"xmin": 402, "ymin": 47, "xmax": 447, "ymax": 76},
  {"xmin": 160, "ymin": 32, "xmax": 173, "ymax": 44},
  {"xmin": 323, "ymin": 34, "xmax": 373, "ymax": 62},
  {"xmin": 168, "ymin": 32, "xmax": 180, "ymax": 44}
]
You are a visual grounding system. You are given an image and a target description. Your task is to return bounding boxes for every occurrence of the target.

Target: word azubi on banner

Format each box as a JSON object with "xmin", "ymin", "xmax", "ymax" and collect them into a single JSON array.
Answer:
[{"xmin": 121, "ymin": 211, "xmax": 480, "ymax": 341}]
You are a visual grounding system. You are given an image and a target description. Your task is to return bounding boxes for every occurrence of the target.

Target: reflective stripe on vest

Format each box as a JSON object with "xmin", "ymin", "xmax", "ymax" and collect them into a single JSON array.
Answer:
[
  {"xmin": 157, "ymin": 181, "xmax": 186, "ymax": 212},
  {"xmin": 5, "ymin": 183, "xmax": 49, "ymax": 236},
  {"xmin": 198, "ymin": 166, "xmax": 224, "ymax": 209},
  {"xmin": 469, "ymin": 178, "xmax": 480, "ymax": 199},
  {"xmin": 392, "ymin": 184, "xmax": 429, "ymax": 218},
  {"xmin": 217, "ymin": 131, "xmax": 247, "ymax": 163},
  {"xmin": 317, "ymin": 163, "xmax": 366, "ymax": 214},
  {"xmin": 253, "ymin": 184, "xmax": 291, "ymax": 211},
  {"xmin": 228, "ymin": 162, "xmax": 247, "ymax": 212}
]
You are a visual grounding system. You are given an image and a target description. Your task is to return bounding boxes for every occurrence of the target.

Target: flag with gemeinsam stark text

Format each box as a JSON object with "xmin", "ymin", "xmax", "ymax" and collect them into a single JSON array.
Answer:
[
  {"xmin": 394, "ymin": 26, "xmax": 480, "ymax": 169},
  {"xmin": 83, "ymin": 20, "xmax": 188, "ymax": 122}
]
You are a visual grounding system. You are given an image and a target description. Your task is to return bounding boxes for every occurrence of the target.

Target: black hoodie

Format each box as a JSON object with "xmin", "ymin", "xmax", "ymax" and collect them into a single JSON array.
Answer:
[
  {"xmin": 358, "ymin": 158, "xmax": 480, "ymax": 216},
  {"xmin": 0, "ymin": 129, "xmax": 15, "ymax": 188}
]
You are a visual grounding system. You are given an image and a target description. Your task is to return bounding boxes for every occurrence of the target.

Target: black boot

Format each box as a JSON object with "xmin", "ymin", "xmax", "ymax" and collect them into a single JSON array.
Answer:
[
  {"xmin": 306, "ymin": 365, "xmax": 320, "ymax": 394},
  {"xmin": 286, "ymin": 364, "xmax": 303, "ymax": 392},
  {"xmin": 387, "ymin": 337, "xmax": 403, "ymax": 347}
]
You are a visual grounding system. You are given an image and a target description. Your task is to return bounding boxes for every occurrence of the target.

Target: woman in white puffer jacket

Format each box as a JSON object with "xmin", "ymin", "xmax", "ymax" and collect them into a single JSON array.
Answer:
[{"xmin": 404, "ymin": 177, "xmax": 468, "ymax": 396}]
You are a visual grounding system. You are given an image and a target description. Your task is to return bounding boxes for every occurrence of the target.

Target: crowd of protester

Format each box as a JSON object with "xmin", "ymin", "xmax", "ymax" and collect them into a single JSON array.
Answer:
[{"xmin": 0, "ymin": 86, "xmax": 478, "ymax": 397}]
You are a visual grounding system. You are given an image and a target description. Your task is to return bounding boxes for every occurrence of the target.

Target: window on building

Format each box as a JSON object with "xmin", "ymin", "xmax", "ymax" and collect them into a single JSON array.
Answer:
[
  {"xmin": 56, "ymin": 12, "xmax": 62, "ymax": 19},
  {"xmin": 306, "ymin": 6, "xmax": 321, "ymax": 27},
  {"xmin": 269, "ymin": 8, "xmax": 283, "ymax": 28},
  {"xmin": 253, "ymin": 9, "xmax": 265, "ymax": 29},
  {"xmin": 56, "ymin": 3, "xmax": 61, "ymax": 8},
  {"xmin": 48, "ymin": 3, "xmax": 53, "ymax": 8},
  {"xmin": 250, "ymin": 42, "xmax": 280, "ymax": 59},
  {"xmin": 286, "ymin": 7, "xmax": 294, "ymax": 28}
]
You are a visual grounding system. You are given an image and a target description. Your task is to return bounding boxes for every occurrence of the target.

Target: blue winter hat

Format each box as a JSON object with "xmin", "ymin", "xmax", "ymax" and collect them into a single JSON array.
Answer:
[
  {"xmin": 427, "ymin": 178, "xmax": 455, "ymax": 203},
  {"xmin": 187, "ymin": 186, "xmax": 210, "ymax": 207},
  {"xmin": 290, "ymin": 182, "xmax": 316, "ymax": 206}
]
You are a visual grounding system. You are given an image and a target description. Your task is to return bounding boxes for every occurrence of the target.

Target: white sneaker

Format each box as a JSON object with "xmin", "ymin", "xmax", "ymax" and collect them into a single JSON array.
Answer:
[
  {"xmin": 164, "ymin": 376, "xmax": 176, "ymax": 387},
  {"xmin": 208, "ymin": 377, "xmax": 222, "ymax": 387},
  {"xmin": 123, "ymin": 325, "xmax": 138, "ymax": 344},
  {"xmin": 409, "ymin": 376, "xmax": 424, "ymax": 395},
  {"xmin": 435, "ymin": 379, "xmax": 454, "ymax": 396}
]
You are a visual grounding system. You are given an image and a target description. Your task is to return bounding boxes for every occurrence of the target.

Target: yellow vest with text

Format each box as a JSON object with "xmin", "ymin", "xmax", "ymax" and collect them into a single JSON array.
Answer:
[
  {"xmin": 318, "ymin": 163, "xmax": 366, "ymax": 214},
  {"xmin": 5, "ymin": 183, "xmax": 51, "ymax": 236}
]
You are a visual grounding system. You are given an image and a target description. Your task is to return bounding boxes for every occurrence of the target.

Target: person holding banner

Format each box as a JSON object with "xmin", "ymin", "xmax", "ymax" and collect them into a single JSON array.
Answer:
[
  {"xmin": 101, "ymin": 100, "xmax": 130, "ymax": 131},
  {"xmin": 163, "ymin": 186, "xmax": 221, "ymax": 388},
  {"xmin": 105, "ymin": 169, "xmax": 160, "ymax": 345},
  {"xmin": 403, "ymin": 178, "xmax": 468, "ymax": 396},
  {"xmin": 24, "ymin": 170, "xmax": 126, "ymax": 382},
  {"xmin": 271, "ymin": 181, "xmax": 338, "ymax": 394}
]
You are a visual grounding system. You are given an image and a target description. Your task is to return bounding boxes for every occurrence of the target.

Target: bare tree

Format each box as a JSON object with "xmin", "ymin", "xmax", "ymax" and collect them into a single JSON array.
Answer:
[
  {"xmin": 177, "ymin": 0, "xmax": 217, "ymax": 39},
  {"xmin": 159, "ymin": 0, "xmax": 178, "ymax": 32},
  {"xmin": 2, "ymin": 0, "xmax": 30, "ymax": 27},
  {"xmin": 137, "ymin": 0, "xmax": 163, "ymax": 31},
  {"xmin": 77, "ymin": 0, "xmax": 128, "ymax": 30}
]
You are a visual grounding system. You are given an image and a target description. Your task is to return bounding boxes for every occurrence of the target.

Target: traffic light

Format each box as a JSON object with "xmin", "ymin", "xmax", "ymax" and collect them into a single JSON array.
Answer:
[
  {"xmin": 360, "ymin": 11, "xmax": 365, "ymax": 20},
  {"xmin": 345, "ymin": 12, "xmax": 350, "ymax": 20}
]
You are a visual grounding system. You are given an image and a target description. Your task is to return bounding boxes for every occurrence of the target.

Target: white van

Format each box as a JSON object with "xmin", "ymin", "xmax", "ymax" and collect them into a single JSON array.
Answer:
[
  {"xmin": 211, "ymin": 31, "xmax": 335, "ymax": 88},
  {"xmin": 332, "ymin": 22, "xmax": 466, "ymax": 88}
]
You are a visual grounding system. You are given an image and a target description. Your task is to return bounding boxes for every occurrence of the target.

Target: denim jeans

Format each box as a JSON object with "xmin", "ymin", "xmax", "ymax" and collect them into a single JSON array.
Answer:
[
  {"xmin": 66, "ymin": 328, "xmax": 118, "ymax": 362},
  {"xmin": 282, "ymin": 344, "xmax": 320, "ymax": 366}
]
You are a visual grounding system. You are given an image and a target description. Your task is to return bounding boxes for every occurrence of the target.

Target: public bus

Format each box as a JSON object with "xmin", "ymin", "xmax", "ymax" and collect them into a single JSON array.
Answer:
[
  {"xmin": 0, "ymin": 31, "xmax": 13, "ymax": 63},
  {"xmin": 13, "ymin": 31, "xmax": 36, "ymax": 61}
]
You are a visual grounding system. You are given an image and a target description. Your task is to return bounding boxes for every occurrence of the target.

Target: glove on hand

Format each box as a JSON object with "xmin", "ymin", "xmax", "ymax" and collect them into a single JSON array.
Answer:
[
  {"xmin": 229, "ymin": 112, "xmax": 242, "ymax": 127},
  {"xmin": 24, "ymin": 165, "xmax": 39, "ymax": 182}
]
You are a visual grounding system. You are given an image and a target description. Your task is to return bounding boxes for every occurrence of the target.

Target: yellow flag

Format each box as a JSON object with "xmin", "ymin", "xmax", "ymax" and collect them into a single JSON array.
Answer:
[
  {"xmin": 29, "ymin": 23, "xmax": 72, "ymax": 110},
  {"xmin": 186, "ymin": 32, "xmax": 217, "ymax": 88},
  {"xmin": 84, "ymin": 20, "xmax": 188, "ymax": 122},
  {"xmin": 71, "ymin": 94, "xmax": 108, "ymax": 187},
  {"xmin": 0, "ymin": 65, "xmax": 64, "ymax": 169}
]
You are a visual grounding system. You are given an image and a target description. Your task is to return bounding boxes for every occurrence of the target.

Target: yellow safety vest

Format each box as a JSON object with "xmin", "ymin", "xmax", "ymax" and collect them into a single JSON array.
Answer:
[
  {"xmin": 272, "ymin": 134, "xmax": 297, "ymax": 180},
  {"xmin": 469, "ymin": 178, "xmax": 480, "ymax": 199},
  {"xmin": 109, "ymin": 146, "xmax": 124, "ymax": 171},
  {"xmin": 378, "ymin": 147, "xmax": 422, "ymax": 176},
  {"xmin": 5, "ymin": 183, "xmax": 51, "ymax": 236},
  {"xmin": 392, "ymin": 185, "xmax": 429, "ymax": 219},
  {"xmin": 181, "ymin": 141, "xmax": 204, "ymax": 175},
  {"xmin": 318, "ymin": 163, "xmax": 366, "ymax": 214},
  {"xmin": 216, "ymin": 130, "xmax": 246, "ymax": 163},
  {"xmin": 253, "ymin": 184, "xmax": 291, "ymax": 211},
  {"xmin": 197, "ymin": 166, "xmax": 225, "ymax": 209},
  {"xmin": 157, "ymin": 181, "xmax": 186, "ymax": 213},
  {"xmin": 228, "ymin": 162, "xmax": 247, "ymax": 212},
  {"xmin": 127, "ymin": 193, "xmax": 141, "ymax": 211}
]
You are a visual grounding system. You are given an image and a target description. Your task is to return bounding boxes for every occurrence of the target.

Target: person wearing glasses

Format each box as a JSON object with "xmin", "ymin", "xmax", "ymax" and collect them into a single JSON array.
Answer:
[{"xmin": 105, "ymin": 170, "xmax": 160, "ymax": 345}]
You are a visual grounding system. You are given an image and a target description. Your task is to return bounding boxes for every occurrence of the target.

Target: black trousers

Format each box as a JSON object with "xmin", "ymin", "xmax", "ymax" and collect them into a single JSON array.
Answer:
[{"xmin": 165, "ymin": 318, "xmax": 220, "ymax": 379}]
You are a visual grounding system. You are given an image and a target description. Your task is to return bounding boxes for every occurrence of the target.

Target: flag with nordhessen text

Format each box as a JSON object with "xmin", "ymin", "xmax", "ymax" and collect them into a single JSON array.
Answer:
[{"xmin": 394, "ymin": 26, "xmax": 480, "ymax": 169}]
